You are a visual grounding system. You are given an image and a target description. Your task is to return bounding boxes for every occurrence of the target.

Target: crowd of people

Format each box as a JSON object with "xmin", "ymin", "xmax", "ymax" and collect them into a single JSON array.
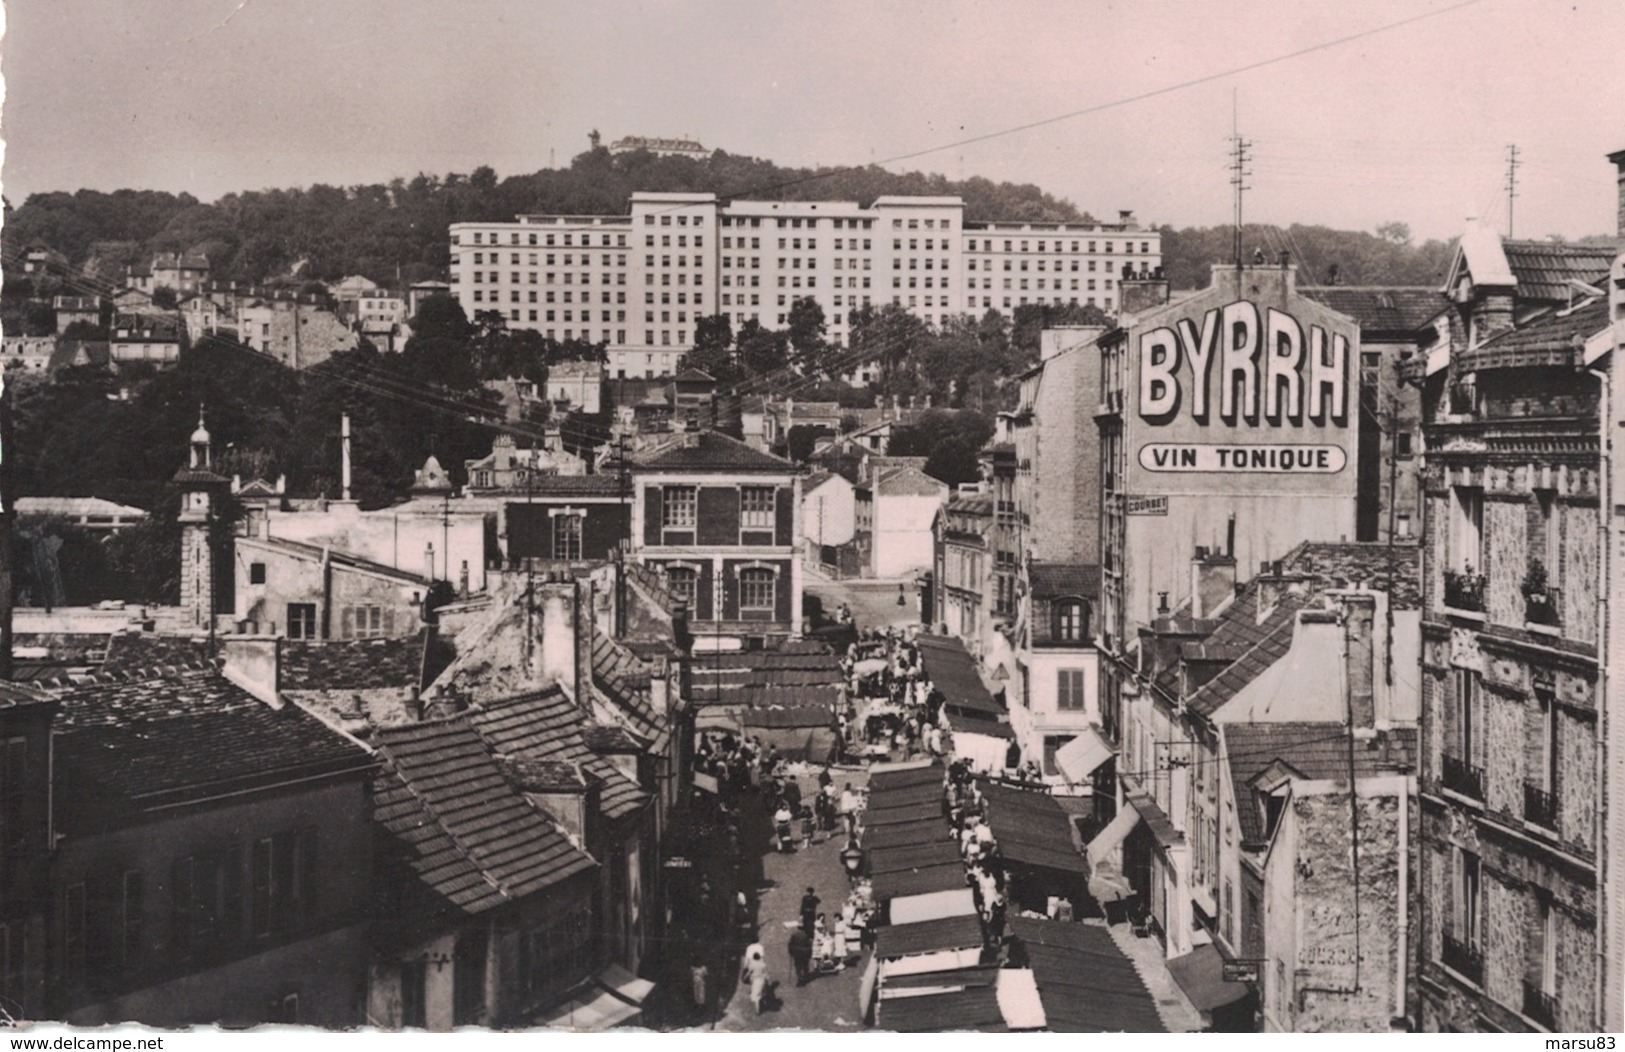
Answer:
[{"xmin": 838, "ymin": 627, "xmax": 949, "ymax": 763}]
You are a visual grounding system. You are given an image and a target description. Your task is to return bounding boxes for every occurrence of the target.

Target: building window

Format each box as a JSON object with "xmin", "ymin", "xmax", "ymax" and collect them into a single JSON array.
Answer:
[
  {"xmin": 663, "ymin": 486, "xmax": 697, "ymax": 529},
  {"xmin": 553, "ymin": 513, "xmax": 583, "ymax": 561},
  {"xmin": 741, "ymin": 486, "xmax": 775, "ymax": 531},
  {"xmin": 1054, "ymin": 600, "xmax": 1087, "ymax": 642},
  {"xmin": 1452, "ymin": 848, "xmax": 1482, "ymax": 959},
  {"xmin": 350, "ymin": 605, "xmax": 385, "ymax": 639},
  {"xmin": 665, "ymin": 566, "xmax": 697, "ymax": 608},
  {"xmin": 287, "ymin": 603, "xmax": 317, "ymax": 640},
  {"xmin": 1057, "ymin": 669, "xmax": 1086, "ymax": 711},
  {"xmin": 249, "ymin": 562, "xmax": 266, "ymax": 584},
  {"xmin": 740, "ymin": 568, "xmax": 775, "ymax": 613},
  {"xmin": 251, "ymin": 829, "xmax": 318, "ymax": 938},
  {"xmin": 1451, "ymin": 486, "xmax": 1483, "ymax": 573}
]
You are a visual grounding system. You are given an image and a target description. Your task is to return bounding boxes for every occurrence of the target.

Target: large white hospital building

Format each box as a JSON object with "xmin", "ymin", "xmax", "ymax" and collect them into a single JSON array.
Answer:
[{"xmin": 449, "ymin": 192, "xmax": 1159, "ymax": 378}]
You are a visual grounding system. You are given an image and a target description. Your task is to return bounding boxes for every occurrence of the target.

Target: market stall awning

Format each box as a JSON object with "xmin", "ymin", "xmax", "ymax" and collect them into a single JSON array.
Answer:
[
  {"xmin": 890, "ymin": 886, "xmax": 978, "ymax": 925},
  {"xmin": 1085, "ymin": 805, "xmax": 1143, "ymax": 869},
  {"xmin": 874, "ymin": 913, "xmax": 986, "ymax": 959},
  {"xmin": 1167, "ymin": 943, "xmax": 1253, "ymax": 1013},
  {"xmin": 1055, "ymin": 727, "xmax": 1114, "ymax": 783},
  {"xmin": 535, "ymin": 965, "xmax": 654, "ymax": 1030}
]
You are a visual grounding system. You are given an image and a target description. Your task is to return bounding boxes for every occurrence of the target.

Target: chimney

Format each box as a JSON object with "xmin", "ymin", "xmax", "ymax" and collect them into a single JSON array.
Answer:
[
  {"xmin": 221, "ymin": 634, "xmax": 281, "ymax": 709},
  {"xmin": 1118, "ymin": 272, "xmax": 1170, "ymax": 317},
  {"xmin": 649, "ymin": 671, "xmax": 670, "ymax": 717},
  {"xmin": 1341, "ymin": 593, "xmax": 1376, "ymax": 729},
  {"xmin": 1189, "ymin": 549, "xmax": 1237, "ymax": 619},
  {"xmin": 340, "ymin": 413, "xmax": 352, "ymax": 501},
  {"xmin": 1610, "ymin": 147, "xmax": 1625, "ymax": 239},
  {"xmin": 406, "ymin": 685, "xmax": 423, "ymax": 722},
  {"xmin": 540, "ymin": 584, "xmax": 576, "ymax": 688}
]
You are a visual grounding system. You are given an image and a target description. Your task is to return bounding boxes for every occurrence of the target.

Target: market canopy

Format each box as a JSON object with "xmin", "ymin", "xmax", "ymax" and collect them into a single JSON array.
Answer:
[{"xmin": 1055, "ymin": 727, "xmax": 1114, "ymax": 783}]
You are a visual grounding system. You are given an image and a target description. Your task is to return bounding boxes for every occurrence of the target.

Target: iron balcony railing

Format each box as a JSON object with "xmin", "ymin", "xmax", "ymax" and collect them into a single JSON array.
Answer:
[
  {"xmin": 1524, "ymin": 588, "xmax": 1562, "ymax": 628},
  {"xmin": 1524, "ymin": 782, "xmax": 1559, "ymax": 830},
  {"xmin": 1441, "ymin": 932, "xmax": 1483, "ymax": 986},
  {"xmin": 1442, "ymin": 755, "xmax": 1484, "ymax": 801},
  {"xmin": 1444, "ymin": 570, "xmax": 1487, "ymax": 613},
  {"xmin": 1522, "ymin": 980, "xmax": 1558, "ymax": 1030}
]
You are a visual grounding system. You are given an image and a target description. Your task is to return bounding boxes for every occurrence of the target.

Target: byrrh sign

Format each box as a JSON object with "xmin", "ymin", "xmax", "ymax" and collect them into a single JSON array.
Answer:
[
  {"xmin": 1131, "ymin": 297, "xmax": 1354, "ymax": 482},
  {"xmin": 1139, "ymin": 300, "xmax": 1349, "ymax": 427}
]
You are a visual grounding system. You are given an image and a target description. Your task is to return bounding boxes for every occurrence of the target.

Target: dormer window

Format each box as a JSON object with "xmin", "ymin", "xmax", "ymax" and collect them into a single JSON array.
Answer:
[{"xmin": 1054, "ymin": 600, "xmax": 1087, "ymax": 642}]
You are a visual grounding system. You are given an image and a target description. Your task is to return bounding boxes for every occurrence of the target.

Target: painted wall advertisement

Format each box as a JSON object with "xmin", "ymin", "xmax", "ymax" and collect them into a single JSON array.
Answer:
[{"xmin": 1126, "ymin": 281, "xmax": 1360, "ymax": 500}]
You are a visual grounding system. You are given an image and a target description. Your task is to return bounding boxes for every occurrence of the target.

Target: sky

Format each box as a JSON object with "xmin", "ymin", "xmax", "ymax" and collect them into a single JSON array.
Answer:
[{"xmin": 2, "ymin": 0, "xmax": 1623, "ymax": 242}]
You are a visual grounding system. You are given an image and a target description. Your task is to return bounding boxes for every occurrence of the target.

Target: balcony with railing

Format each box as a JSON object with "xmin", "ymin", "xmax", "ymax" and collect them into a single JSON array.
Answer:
[
  {"xmin": 1522, "ymin": 980, "xmax": 1558, "ymax": 1030},
  {"xmin": 1441, "ymin": 755, "xmax": 1484, "ymax": 801},
  {"xmin": 1441, "ymin": 932, "xmax": 1484, "ymax": 986},
  {"xmin": 1443, "ymin": 570, "xmax": 1486, "ymax": 613},
  {"xmin": 1523, "ymin": 587, "xmax": 1562, "ymax": 629},
  {"xmin": 1524, "ymin": 782, "xmax": 1558, "ymax": 830}
]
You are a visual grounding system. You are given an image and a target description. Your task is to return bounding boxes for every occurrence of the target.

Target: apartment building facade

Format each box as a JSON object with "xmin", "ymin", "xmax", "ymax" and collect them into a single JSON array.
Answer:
[
  {"xmin": 1417, "ymin": 220, "xmax": 1619, "ymax": 1033},
  {"xmin": 449, "ymin": 193, "xmax": 1159, "ymax": 378}
]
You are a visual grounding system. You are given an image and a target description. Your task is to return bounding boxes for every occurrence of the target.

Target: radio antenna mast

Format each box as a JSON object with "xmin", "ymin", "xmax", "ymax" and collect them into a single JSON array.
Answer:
[{"xmin": 1230, "ymin": 91, "xmax": 1253, "ymax": 269}]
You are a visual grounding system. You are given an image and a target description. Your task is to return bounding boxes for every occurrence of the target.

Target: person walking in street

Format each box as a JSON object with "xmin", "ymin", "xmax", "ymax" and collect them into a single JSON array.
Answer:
[
  {"xmin": 788, "ymin": 926, "xmax": 813, "ymax": 986},
  {"xmin": 800, "ymin": 886, "xmax": 821, "ymax": 936},
  {"xmin": 741, "ymin": 943, "xmax": 769, "ymax": 1015},
  {"xmin": 690, "ymin": 959, "xmax": 710, "ymax": 1018},
  {"xmin": 840, "ymin": 783, "xmax": 858, "ymax": 836}
]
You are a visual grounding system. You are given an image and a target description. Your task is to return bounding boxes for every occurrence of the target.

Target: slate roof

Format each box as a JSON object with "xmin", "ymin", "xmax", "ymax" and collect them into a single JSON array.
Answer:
[
  {"xmin": 1466, "ymin": 297, "xmax": 1611, "ymax": 372},
  {"xmin": 874, "ymin": 913, "xmax": 985, "ymax": 958},
  {"xmin": 631, "ymin": 430, "xmax": 795, "ymax": 473},
  {"xmin": 52, "ymin": 669, "xmax": 375, "ymax": 815},
  {"xmin": 1006, "ymin": 916, "xmax": 1166, "ymax": 1032},
  {"xmin": 1290, "ymin": 542, "xmax": 1422, "ymax": 610},
  {"xmin": 466, "ymin": 687, "xmax": 649, "ymax": 821},
  {"xmin": 281, "ymin": 632, "xmax": 427, "ymax": 691},
  {"xmin": 1501, "ymin": 240, "xmax": 1617, "ymax": 303},
  {"xmin": 589, "ymin": 631, "xmax": 661, "ymax": 740},
  {"xmin": 1224, "ymin": 722, "xmax": 1417, "ymax": 848},
  {"xmin": 1028, "ymin": 562, "xmax": 1100, "ymax": 602},
  {"xmin": 978, "ymin": 781, "xmax": 1086, "ymax": 872},
  {"xmin": 1298, "ymin": 287, "xmax": 1447, "ymax": 336},
  {"xmin": 372, "ymin": 717, "xmax": 597, "ymax": 914}
]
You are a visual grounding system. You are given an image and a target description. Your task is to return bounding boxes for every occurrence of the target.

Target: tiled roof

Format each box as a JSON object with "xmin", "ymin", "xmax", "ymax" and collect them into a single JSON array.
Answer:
[
  {"xmin": 101, "ymin": 633, "xmax": 212, "ymax": 673},
  {"xmin": 631, "ymin": 430, "xmax": 794, "ymax": 473},
  {"xmin": 581, "ymin": 724, "xmax": 647, "ymax": 752},
  {"xmin": 1182, "ymin": 595, "xmax": 1305, "ymax": 718},
  {"xmin": 1466, "ymin": 298, "xmax": 1611, "ymax": 371},
  {"xmin": 53, "ymin": 669, "xmax": 374, "ymax": 812},
  {"xmin": 281, "ymin": 632, "xmax": 427, "ymax": 691},
  {"xmin": 0, "ymin": 681, "xmax": 53, "ymax": 711},
  {"xmin": 978, "ymin": 781, "xmax": 1085, "ymax": 872},
  {"xmin": 945, "ymin": 494, "xmax": 993, "ymax": 516},
  {"xmin": 372, "ymin": 717, "xmax": 596, "ymax": 914},
  {"xmin": 1224, "ymin": 722, "xmax": 1416, "ymax": 848},
  {"xmin": 672, "ymin": 368, "xmax": 715, "ymax": 383},
  {"xmin": 1028, "ymin": 562, "xmax": 1100, "ymax": 602},
  {"xmin": 1298, "ymin": 287, "xmax": 1447, "ymax": 335},
  {"xmin": 1007, "ymin": 916, "xmax": 1166, "ymax": 1032},
  {"xmin": 689, "ymin": 648, "xmax": 844, "ymax": 706},
  {"xmin": 242, "ymin": 535, "xmax": 431, "ymax": 585},
  {"xmin": 48, "ymin": 340, "xmax": 111, "ymax": 372},
  {"xmin": 1291, "ymin": 542, "xmax": 1421, "ymax": 610},
  {"xmin": 488, "ymin": 475, "xmax": 627, "ymax": 497},
  {"xmin": 875, "ymin": 983, "xmax": 1006, "ymax": 1033},
  {"xmin": 589, "ymin": 631, "xmax": 661, "ymax": 738},
  {"xmin": 1501, "ymin": 240, "xmax": 1617, "ymax": 303},
  {"xmin": 466, "ymin": 687, "xmax": 649, "ymax": 821}
]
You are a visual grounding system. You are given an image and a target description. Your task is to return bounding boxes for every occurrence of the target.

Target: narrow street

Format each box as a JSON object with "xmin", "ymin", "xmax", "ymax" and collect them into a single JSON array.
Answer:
[{"xmin": 713, "ymin": 765, "xmax": 871, "ymax": 1031}]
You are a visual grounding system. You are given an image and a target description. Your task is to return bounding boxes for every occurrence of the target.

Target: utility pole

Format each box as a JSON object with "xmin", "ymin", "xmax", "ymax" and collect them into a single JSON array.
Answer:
[
  {"xmin": 1505, "ymin": 143, "xmax": 1521, "ymax": 238},
  {"xmin": 1230, "ymin": 90, "xmax": 1252, "ymax": 270}
]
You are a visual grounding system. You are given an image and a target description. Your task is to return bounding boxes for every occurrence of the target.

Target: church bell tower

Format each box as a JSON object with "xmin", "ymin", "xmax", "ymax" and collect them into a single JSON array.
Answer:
[{"xmin": 175, "ymin": 407, "xmax": 228, "ymax": 632}]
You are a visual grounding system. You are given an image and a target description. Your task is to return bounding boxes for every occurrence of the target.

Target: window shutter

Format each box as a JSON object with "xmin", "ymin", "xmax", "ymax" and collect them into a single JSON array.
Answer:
[
  {"xmin": 775, "ymin": 486, "xmax": 794, "ymax": 546},
  {"xmin": 697, "ymin": 562, "xmax": 714, "ymax": 621},
  {"xmin": 643, "ymin": 487, "xmax": 663, "ymax": 545},
  {"xmin": 775, "ymin": 563, "xmax": 792, "ymax": 623},
  {"xmin": 341, "ymin": 607, "xmax": 355, "ymax": 641},
  {"xmin": 721, "ymin": 564, "xmax": 739, "ymax": 621},
  {"xmin": 383, "ymin": 608, "xmax": 396, "ymax": 637}
]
